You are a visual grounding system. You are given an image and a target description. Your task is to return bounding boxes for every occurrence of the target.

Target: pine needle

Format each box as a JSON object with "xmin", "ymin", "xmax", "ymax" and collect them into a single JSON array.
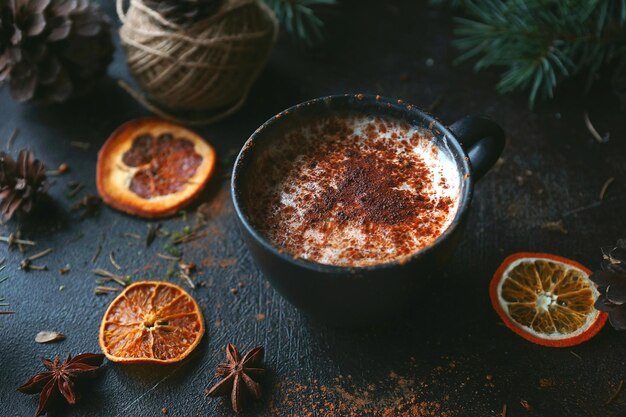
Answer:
[
  {"xmin": 599, "ymin": 177, "xmax": 615, "ymax": 200},
  {"xmin": 263, "ymin": 0, "xmax": 336, "ymax": 46}
]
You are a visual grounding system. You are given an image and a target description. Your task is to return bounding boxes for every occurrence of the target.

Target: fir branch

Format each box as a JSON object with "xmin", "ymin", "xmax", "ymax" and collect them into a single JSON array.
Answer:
[
  {"xmin": 446, "ymin": 0, "xmax": 626, "ymax": 107},
  {"xmin": 264, "ymin": 0, "xmax": 335, "ymax": 46}
]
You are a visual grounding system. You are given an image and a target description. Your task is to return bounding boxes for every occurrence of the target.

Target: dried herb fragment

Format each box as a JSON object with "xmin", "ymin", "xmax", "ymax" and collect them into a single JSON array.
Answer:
[
  {"xmin": 541, "ymin": 220, "xmax": 568, "ymax": 234},
  {"xmin": 70, "ymin": 194, "xmax": 102, "ymax": 220},
  {"xmin": 91, "ymin": 245, "xmax": 102, "ymax": 263},
  {"xmin": 146, "ymin": 223, "xmax": 162, "ymax": 247},
  {"xmin": 17, "ymin": 353, "xmax": 105, "ymax": 417},
  {"xmin": 94, "ymin": 286, "xmax": 120, "ymax": 295},
  {"xmin": 20, "ymin": 248, "xmax": 53, "ymax": 271},
  {"xmin": 177, "ymin": 261, "xmax": 196, "ymax": 289},
  {"xmin": 207, "ymin": 344, "xmax": 265, "ymax": 412},
  {"xmin": 0, "ymin": 233, "xmax": 36, "ymax": 248},
  {"xmin": 157, "ymin": 253, "xmax": 180, "ymax": 261},
  {"xmin": 0, "ymin": 276, "xmax": 13, "ymax": 315},
  {"xmin": 591, "ymin": 239, "xmax": 626, "ymax": 329},
  {"xmin": 66, "ymin": 182, "xmax": 84, "ymax": 199},
  {"xmin": 93, "ymin": 269, "xmax": 130, "ymax": 287},
  {"xmin": 109, "ymin": 252, "xmax": 121, "ymax": 270}
]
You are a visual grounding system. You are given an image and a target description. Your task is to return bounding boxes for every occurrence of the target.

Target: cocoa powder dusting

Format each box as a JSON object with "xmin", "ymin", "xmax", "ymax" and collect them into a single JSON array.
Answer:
[
  {"xmin": 264, "ymin": 365, "xmax": 460, "ymax": 417},
  {"xmin": 247, "ymin": 114, "xmax": 459, "ymax": 267}
]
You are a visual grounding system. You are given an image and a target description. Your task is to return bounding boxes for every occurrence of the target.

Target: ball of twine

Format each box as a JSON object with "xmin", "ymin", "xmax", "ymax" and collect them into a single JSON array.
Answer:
[{"xmin": 116, "ymin": 0, "xmax": 278, "ymax": 124}]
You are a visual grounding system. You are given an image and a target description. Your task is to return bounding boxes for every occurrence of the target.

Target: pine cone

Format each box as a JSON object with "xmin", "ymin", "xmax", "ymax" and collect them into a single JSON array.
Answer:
[
  {"xmin": 0, "ymin": 150, "xmax": 47, "ymax": 222},
  {"xmin": 0, "ymin": 0, "xmax": 114, "ymax": 103},
  {"xmin": 142, "ymin": 0, "xmax": 223, "ymax": 26},
  {"xmin": 591, "ymin": 239, "xmax": 626, "ymax": 329}
]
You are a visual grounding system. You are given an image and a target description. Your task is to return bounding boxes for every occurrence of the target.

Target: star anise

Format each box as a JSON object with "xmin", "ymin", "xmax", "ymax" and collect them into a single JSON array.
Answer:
[
  {"xmin": 591, "ymin": 239, "xmax": 626, "ymax": 329},
  {"xmin": 17, "ymin": 353, "xmax": 105, "ymax": 416},
  {"xmin": 206, "ymin": 344, "xmax": 265, "ymax": 412}
]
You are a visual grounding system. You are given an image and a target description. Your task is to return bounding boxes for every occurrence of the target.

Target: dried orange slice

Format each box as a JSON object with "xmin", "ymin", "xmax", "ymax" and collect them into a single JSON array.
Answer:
[
  {"xmin": 490, "ymin": 252, "xmax": 607, "ymax": 347},
  {"xmin": 97, "ymin": 118, "xmax": 216, "ymax": 218},
  {"xmin": 99, "ymin": 281, "xmax": 205, "ymax": 364}
]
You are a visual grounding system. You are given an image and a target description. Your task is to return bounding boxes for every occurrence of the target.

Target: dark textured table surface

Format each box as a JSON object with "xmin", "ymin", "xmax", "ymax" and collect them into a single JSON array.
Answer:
[{"xmin": 1, "ymin": 1, "xmax": 626, "ymax": 416}]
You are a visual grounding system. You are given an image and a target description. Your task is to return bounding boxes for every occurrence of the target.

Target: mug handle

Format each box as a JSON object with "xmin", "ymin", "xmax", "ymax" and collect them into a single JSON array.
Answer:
[{"xmin": 449, "ymin": 115, "xmax": 505, "ymax": 181}]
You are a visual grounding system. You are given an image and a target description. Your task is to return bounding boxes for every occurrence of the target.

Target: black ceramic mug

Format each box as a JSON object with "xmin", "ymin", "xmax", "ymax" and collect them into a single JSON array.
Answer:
[{"xmin": 231, "ymin": 94, "xmax": 505, "ymax": 325}]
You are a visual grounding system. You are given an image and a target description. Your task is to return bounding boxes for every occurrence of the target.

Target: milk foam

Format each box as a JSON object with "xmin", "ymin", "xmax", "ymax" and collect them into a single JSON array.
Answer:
[{"xmin": 247, "ymin": 114, "xmax": 461, "ymax": 267}]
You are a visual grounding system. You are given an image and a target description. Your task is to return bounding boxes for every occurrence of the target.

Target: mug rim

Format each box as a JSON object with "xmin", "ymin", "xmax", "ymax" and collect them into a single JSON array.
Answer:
[{"xmin": 231, "ymin": 94, "xmax": 474, "ymax": 273}]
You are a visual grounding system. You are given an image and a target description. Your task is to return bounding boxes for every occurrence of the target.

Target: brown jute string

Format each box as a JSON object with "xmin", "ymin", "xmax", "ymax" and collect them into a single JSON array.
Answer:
[{"xmin": 116, "ymin": 0, "xmax": 278, "ymax": 126}]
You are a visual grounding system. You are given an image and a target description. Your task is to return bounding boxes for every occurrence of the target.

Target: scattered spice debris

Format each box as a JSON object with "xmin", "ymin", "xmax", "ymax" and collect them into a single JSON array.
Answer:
[
  {"xmin": 176, "ymin": 260, "xmax": 196, "ymax": 289},
  {"xmin": 539, "ymin": 378, "xmax": 555, "ymax": 388},
  {"xmin": 268, "ymin": 366, "xmax": 463, "ymax": 417},
  {"xmin": 218, "ymin": 258, "xmax": 236, "ymax": 268},
  {"xmin": 71, "ymin": 194, "xmax": 101, "ymax": 219},
  {"xmin": 91, "ymin": 245, "xmax": 102, "ymax": 263},
  {"xmin": 519, "ymin": 399, "xmax": 533, "ymax": 411},
  {"xmin": 180, "ymin": 261, "xmax": 196, "ymax": 275},
  {"xmin": 35, "ymin": 331, "xmax": 65, "ymax": 344},
  {"xmin": 146, "ymin": 223, "xmax": 162, "ymax": 247},
  {"xmin": 157, "ymin": 253, "xmax": 180, "ymax": 261},
  {"xmin": 583, "ymin": 111, "xmax": 610, "ymax": 143},
  {"xmin": 70, "ymin": 141, "xmax": 91, "ymax": 150},
  {"xmin": 382, "ymin": 397, "xmax": 450, "ymax": 417},
  {"xmin": 47, "ymin": 163, "xmax": 70, "ymax": 176},
  {"xmin": 604, "ymin": 379, "xmax": 623, "ymax": 405},
  {"xmin": 6, "ymin": 127, "xmax": 19, "ymax": 151},
  {"xmin": 599, "ymin": 177, "xmax": 615, "ymax": 201},
  {"xmin": 15, "ymin": 229, "xmax": 28, "ymax": 252},
  {"xmin": 20, "ymin": 248, "xmax": 53, "ymax": 271},
  {"xmin": 168, "ymin": 224, "xmax": 207, "ymax": 246},
  {"xmin": 109, "ymin": 252, "xmax": 122, "ymax": 270},
  {"xmin": 0, "ymin": 233, "xmax": 35, "ymax": 248},
  {"xmin": 541, "ymin": 220, "xmax": 568, "ymax": 234},
  {"xmin": 66, "ymin": 181, "xmax": 84, "ymax": 198},
  {"xmin": 95, "ymin": 286, "xmax": 121, "ymax": 295},
  {"xmin": 93, "ymin": 269, "xmax": 130, "ymax": 287}
]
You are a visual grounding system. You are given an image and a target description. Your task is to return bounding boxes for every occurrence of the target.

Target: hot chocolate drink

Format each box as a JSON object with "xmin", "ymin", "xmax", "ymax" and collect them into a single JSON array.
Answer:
[{"xmin": 246, "ymin": 113, "xmax": 461, "ymax": 267}]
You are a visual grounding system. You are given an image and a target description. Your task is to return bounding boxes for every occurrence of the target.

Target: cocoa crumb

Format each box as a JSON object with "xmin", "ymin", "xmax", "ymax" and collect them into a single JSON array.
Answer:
[
  {"xmin": 539, "ymin": 378, "xmax": 555, "ymax": 388},
  {"xmin": 520, "ymin": 399, "xmax": 533, "ymax": 411},
  {"xmin": 219, "ymin": 259, "xmax": 236, "ymax": 268}
]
